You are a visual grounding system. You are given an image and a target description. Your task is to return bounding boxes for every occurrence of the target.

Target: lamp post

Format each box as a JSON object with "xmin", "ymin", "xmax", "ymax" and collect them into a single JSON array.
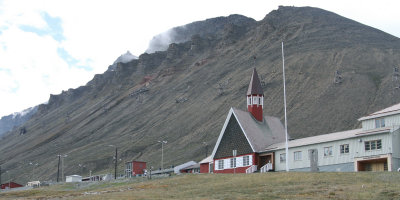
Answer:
[
  {"xmin": 78, "ymin": 164, "xmax": 86, "ymax": 176},
  {"xmin": 157, "ymin": 141, "xmax": 167, "ymax": 170},
  {"xmin": 6, "ymin": 171, "xmax": 9, "ymax": 189},
  {"xmin": 107, "ymin": 145, "xmax": 118, "ymax": 179},
  {"xmin": 29, "ymin": 162, "xmax": 38, "ymax": 181}
]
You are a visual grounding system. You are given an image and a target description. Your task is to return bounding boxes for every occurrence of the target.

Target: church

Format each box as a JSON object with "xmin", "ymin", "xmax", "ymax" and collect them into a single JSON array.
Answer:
[{"xmin": 209, "ymin": 68, "xmax": 400, "ymax": 173}]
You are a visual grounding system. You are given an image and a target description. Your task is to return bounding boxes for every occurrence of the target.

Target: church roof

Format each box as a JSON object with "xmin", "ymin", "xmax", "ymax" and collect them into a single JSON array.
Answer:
[
  {"xmin": 246, "ymin": 68, "xmax": 264, "ymax": 96},
  {"xmin": 211, "ymin": 107, "xmax": 286, "ymax": 157}
]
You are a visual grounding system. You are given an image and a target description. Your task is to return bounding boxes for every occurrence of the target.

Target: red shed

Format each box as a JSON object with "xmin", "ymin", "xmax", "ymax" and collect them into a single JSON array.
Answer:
[
  {"xmin": 125, "ymin": 161, "xmax": 147, "ymax": 177},
  {"xmin": 1, "ymin": 182, "xmax": 23, "ymax": 189}
]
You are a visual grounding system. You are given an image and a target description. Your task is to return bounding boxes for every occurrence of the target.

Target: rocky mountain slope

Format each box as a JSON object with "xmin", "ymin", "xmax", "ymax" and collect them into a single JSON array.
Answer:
[
  {"xmin": 0, "ymin": 6, "xmax": 399, "ymax": 183},
  {"xmin": 0, "ymin": 106, "xmax": 38, "ymax": 137}
]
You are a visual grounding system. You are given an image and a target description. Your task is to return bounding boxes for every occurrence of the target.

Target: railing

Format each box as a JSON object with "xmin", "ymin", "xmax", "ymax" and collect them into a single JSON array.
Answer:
[
  {"xmin": 245, "ymin": 165, "xmax": 257, "ymax": 174},
  {"xmin": 260, "ymin": 163, "xmax": 273, "ymax": 173}
]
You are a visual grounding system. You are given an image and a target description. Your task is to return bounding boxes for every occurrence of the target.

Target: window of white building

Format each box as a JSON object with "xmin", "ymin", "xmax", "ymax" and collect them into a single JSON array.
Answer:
[
  {"xmin": 280, "ymin": 153, "xmax": 286, "ymax": 163},
  {"xmin": 375, "ymin": 118, "xmax": 385, "ymax": 128},
  {"xmin": 340, "ymin": 144, "xmax": 349, "ymax": 154},
  {"xmin": 324, "ymin": 146, "xmax": 333, "ymax": 157},
  {"xmin": 365, "ymin": 139, "xmax": 382, "ymax": 151},
  {"xmin": 294, "ymin": 151, "xmax": 302, "ymax": 161}
]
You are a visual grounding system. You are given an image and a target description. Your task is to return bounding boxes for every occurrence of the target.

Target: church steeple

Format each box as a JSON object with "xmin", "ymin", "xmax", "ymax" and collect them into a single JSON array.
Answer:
[{"xmin": 247, "ymin": 68, "xmax": 264, "ymax": 121}]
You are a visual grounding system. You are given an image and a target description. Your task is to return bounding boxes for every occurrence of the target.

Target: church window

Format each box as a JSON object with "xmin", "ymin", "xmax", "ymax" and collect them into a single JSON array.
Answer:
[
  {"xmin": 243, "ymin": 156, "xmax": 249, "ymax": 166},
  {"xmin": 218, "ymin": 160, "xmax": 224, "ymax": 170}
]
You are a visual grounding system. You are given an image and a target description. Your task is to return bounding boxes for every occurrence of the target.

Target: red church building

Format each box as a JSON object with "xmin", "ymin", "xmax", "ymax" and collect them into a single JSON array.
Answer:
[{"xmin": 210, "ymin": 68, "xmax": 286, "ymax": 173}]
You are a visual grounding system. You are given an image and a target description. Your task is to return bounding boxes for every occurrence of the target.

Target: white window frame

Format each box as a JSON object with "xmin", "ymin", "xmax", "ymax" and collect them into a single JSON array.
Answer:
[
  {"xmin": 230, "ymin": 158, "xmax": 236, "ymax": 168},
  {"xmin": 253, "ymin": 96, "xmax": 258, "ymax": 105},
  {"xmin": 375, "ymin": 118, "xmax": 385, "ymax": 128},
  {"xmin": 280, "ymin": 153, "xmax": 286, "ymax": 163},
  {"xmin": 294, "ymin": 151, "xmax": 302, "ymax": 161},
  {"xmin": 365, "ymin": 139, "xmax": 382, "ymax": 151},
  {"xmin": 324, "ymin": 146, "xmax": 333, "ymax": 157},
  {"xmin": 243, "ymin": 156, "xmax": 249, "ymax": 166},
  {"xmin": 340, "ymin": 144, "xmax": 349, "ymax": 154},
  {"xmin": 218, "ymin": 160, "xmax": 224, "ymax": 170}
]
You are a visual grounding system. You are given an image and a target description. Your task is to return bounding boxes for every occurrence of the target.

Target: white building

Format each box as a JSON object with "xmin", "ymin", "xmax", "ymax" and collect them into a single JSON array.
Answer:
[
  {"xmin": 66, "ymin": 175, "xmax": 82, "ymax": 182},
  {"xmin": 267, "ymin": 103, "xmax": 400, "ymax": 172}
]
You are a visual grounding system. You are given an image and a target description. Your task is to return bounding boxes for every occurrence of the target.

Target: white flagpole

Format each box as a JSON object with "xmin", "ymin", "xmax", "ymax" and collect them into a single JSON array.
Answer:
[{"xmin": 282, "ymin": 42, "xmax": 289, "ymax": 172}]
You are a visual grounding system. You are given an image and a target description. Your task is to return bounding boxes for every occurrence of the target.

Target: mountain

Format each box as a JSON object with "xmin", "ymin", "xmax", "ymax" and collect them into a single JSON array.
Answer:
[
  {"xmin": 0, "ymin": 106, "xmax": 38, "ymax": 138},
  {"xmin": 146, "ymin": 14, "xmax": 256, "ymax": 53},
  {"xmin": 0, "ymin": 6, "xmax": 399, "ymax": 183},
  {"xmin": 108, "ymin": 51, "xmax": 138, "ymax": 71}
]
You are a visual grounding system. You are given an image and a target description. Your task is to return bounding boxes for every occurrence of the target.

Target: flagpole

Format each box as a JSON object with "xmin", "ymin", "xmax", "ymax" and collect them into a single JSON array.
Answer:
[{"xmin": 282, "ymin": 42, "xmax": 289, "ymax": 172}]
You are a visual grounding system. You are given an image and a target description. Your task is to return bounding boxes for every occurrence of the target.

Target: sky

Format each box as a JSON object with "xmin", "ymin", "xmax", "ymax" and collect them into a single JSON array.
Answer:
[{"xmin": 0, "ymin": 0, "xmax": 399, "ymax": 117}]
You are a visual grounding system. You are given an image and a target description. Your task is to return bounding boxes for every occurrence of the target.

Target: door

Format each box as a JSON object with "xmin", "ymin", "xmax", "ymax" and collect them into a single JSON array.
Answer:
[{"xmin": 308, "ymin": 149, "xmax": 319, "ymax": 172}]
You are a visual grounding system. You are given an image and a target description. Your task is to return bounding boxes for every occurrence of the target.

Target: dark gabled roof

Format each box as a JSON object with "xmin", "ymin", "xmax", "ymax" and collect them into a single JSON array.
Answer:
[
  {"xmin": 211, "ymin": 107, "xmax": 287, "ymax": 157},
  {"xmin": 233, "ymin": 108, "xmax": 286, "ymax": 152},
  {"xmin": 246, "ymin": 68, "xmax": 263, "ymax": 96}
]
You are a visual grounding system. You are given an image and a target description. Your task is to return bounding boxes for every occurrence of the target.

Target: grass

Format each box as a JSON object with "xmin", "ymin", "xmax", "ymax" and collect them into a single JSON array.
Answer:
[{"xmin": 1, "ymin": 172, "xmax": 400, "ymax": 199}]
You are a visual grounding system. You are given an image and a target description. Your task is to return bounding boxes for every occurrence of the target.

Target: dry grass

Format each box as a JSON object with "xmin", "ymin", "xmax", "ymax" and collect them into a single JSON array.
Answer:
[{"xmin": 1, "ymin": 172, "xmax": 400, "ymax": 200}]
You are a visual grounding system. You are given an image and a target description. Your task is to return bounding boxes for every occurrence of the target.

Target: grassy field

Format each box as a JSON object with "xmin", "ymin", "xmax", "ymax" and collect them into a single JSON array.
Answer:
[{"xmin": 1, "ymin": 172, "xmax": 400, "ymax": 199}]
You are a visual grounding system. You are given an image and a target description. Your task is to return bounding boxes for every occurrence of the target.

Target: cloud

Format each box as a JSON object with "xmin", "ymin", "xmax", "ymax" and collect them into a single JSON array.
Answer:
[{"xmin": 19, "ymin": 12, "xmax": 65, "ymax": 42}]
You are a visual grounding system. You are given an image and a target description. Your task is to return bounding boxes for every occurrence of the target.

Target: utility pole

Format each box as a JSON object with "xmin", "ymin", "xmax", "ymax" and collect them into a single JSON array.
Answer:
[
  {"xmin": 114, "ymin": 147, "xmax": 117, "ymax": 180},
  {"xmin": 57, "ymin": 155, "xmax": 61, "ymax": 182},
  {"xmin": 0, "ymin": 165, "xmax": 2, "ymax": 187},
  {"xmin": 157, "ymin": 141, "xmax": 167, "ymax": 170},
  {"xmin": 107, "ymin": 145, "xmax": 118, "ymax": 179}
]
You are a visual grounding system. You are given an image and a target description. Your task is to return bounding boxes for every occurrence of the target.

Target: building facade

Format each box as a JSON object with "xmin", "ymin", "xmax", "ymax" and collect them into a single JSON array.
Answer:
[
  {"xmin": 125, "ymin": 161, "xmax": 147, "ymax": 177},
  {"xmin": 210, "ymin": 68, "xmax": 400, "ymax": 173}
]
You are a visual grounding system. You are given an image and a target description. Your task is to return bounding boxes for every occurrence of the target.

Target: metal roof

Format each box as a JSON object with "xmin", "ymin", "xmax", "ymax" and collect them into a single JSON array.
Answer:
[
  {"xmin": 246, "ymin": 68, "xmax": 264, "ymax": 96},
  {"xmin": 211, "ymin": 107, "xmax": 286, "ymax": 158},
  {"xmin": 180, "ymin": 163, "xmax": 200, "ymax": 170},
  {"xmin": 265, "ymin": 127, "xmax": 393, "ymax": 151},
  {"xmin": 199, "ymin": 155, "xmax": 212, "ymax": 164},
  {"xmin": 358, "ymin": 102, "xmax": 400, "ymax": 121},
  {"xmin": 233, "ymin": 108, "xmax": 286, "ymax": 152}
]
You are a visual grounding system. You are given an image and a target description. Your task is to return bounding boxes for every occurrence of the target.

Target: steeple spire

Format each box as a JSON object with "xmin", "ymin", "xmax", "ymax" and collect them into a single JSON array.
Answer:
[
  {"xmin": 247, "ymin": 68, "xmax": 264, "ymax": 121},
  {"xmin": 247, "ymin": 68, "xmax": 264, "ymax": 96}
]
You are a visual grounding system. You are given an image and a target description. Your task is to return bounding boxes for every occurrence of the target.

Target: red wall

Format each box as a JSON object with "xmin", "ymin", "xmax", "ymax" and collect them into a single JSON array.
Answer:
[
  {"xmin": 132, "ymin": 161, "xmax": 147, "ymax": 175},
  {"xmin": 200, "ymin": 163, "xmax": 209, "ymax": 173},
  {"xmin": 1, "ymin": 182, "xmax": 23, "ymax": 189},
  {"xmin": 214, "ymin": 153, "xmax": 258, "ymax": 174}
]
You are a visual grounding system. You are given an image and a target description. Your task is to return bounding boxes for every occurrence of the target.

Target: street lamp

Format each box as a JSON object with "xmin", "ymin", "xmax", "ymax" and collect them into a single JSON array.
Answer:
[
  {"xmin": 157, "ymin": 141, "xmax": 167, "ymax": 170},
  {"xmin": 29, "ymin": 162, "xmax": 38, "ymax": 181},
  {"xmin": 78, "ymin": 164, "xmax": 86, "ymax": 176},
  {"xmin": 6, "ymin": 171, "xmax": 9, "ymax": 189},
  {"xmin": 107, "ymin": 145, "xmax": 118, "ymax": 179}
]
